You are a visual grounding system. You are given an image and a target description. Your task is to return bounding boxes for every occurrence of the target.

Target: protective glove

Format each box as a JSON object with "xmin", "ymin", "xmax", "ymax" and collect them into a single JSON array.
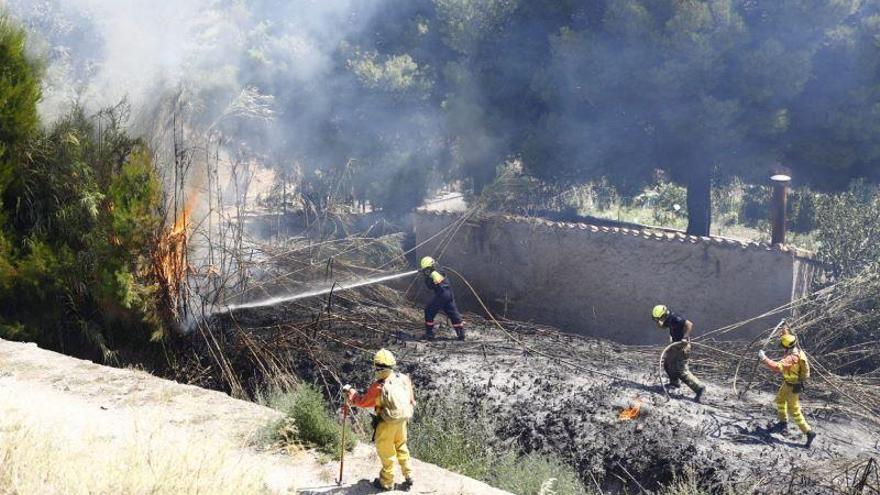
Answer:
[
  {"xmin": 342, "ymin": 384, "xmax": 355, "ymax": 402},
  {"xmin": 792, "ymin": 383, "xmax": 804, "ymax": 394},
  {"xmin": 758, "ymin": 350, "xmax": 766, "ymax": 360}
]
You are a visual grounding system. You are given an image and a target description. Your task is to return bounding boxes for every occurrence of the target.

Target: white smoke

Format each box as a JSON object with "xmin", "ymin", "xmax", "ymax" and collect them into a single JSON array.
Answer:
[
  {"xmin": 6, "ymin": 0, "xmax": 449, "ymax": 217},
  {"xmin": 4, "ymin": 0, "xmax": 384, "ymax": 120}
]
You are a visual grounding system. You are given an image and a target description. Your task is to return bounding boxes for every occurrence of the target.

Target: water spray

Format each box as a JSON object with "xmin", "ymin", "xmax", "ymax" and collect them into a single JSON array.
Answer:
[{"xmin": 218, "ymin": 270, "xmax": 419, "ymax": 313}]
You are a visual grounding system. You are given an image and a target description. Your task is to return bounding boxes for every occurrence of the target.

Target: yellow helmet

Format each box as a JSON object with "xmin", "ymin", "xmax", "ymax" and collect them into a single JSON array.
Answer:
[
  {"xmin": 373, "ymin": 348, "xmax": 397, "ymax": 368},
  {"xmin": 420, "ymin": 256, "xmax": 436, "ymax": 270},
  {"xmin": 652, "ymin": 305, "xmax": 669, "ymax": 320},
  {"xmin": 780, "ymin": 334, "xmax": 797, "ymax": 349}
]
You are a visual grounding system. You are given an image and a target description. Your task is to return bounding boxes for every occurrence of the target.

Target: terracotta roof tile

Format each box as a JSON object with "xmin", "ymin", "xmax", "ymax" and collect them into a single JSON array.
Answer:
[{"xmin": 414, "ymin": 208, "xmax": 816, "ymax": 259}]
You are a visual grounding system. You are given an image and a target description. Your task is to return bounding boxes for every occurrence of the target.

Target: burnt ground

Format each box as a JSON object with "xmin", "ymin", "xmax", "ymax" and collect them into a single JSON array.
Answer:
[
  {"xmin": 189, "ymin": 299, "xmax": 880, "ymax": 495},
  {"xmin": 400, "ymin": 324, "xmax": 880, "ymax": 494}
]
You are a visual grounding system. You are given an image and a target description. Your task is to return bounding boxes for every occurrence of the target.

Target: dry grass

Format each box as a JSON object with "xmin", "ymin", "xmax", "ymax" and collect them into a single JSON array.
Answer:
[{"xmin": 0, "ymin": 411, "xmax": 272, "ymax": 495}]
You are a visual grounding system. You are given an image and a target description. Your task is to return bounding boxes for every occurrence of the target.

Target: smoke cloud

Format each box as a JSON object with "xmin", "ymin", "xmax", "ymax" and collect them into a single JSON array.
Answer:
[
  {"xmin": 7, "ymin": 0, "xmax": 875, "ymax": 220},
  {"xmin": 3, "ymin": 0, "xmax": 448, "ymax": 213}
]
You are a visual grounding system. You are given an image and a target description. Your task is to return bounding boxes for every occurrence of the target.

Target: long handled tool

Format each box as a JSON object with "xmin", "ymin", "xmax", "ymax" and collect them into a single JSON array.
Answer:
[
  {"xmin": 337, "ymin": 403, "xmax": 348, "ymax": 486},
  {"xmin": 734, "ymin": 318, "xmax": 786, "ymax": 397}
]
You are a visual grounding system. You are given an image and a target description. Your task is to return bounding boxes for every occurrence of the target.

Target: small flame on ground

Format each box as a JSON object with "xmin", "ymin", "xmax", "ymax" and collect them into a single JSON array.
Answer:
[{"xmin": 618, "ymin": 396, "xmax": 642, "ymax": 421}]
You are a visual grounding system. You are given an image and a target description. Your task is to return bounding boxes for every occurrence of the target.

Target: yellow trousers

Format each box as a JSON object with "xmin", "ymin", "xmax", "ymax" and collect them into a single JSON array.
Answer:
[
  {"xmin": 776, "ymin": 382, "xmax": 811, "ymax": 433},
  {"xmin": 374, "ymin": 419, "xmax": 412, "ymax": 488}
]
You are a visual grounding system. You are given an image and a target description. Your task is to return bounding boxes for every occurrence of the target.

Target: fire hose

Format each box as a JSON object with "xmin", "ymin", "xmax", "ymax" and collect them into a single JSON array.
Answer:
[
  {"xmin": 732, "ymin": 318, "xmax": 786, "ymax": 398},
  {"xmin": 656, "ymin": 340, "xmax": 689, "ymax": 401}
]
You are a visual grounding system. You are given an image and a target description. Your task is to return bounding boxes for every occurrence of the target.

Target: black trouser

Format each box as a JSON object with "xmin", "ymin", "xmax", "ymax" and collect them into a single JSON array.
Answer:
[
  {"xmin": 663, "ymin": 342, "xmax": 704, "ymax": 394},
  {"xmin": 425, "ymin": 289, "xmax": 463, "ymax": 334}
]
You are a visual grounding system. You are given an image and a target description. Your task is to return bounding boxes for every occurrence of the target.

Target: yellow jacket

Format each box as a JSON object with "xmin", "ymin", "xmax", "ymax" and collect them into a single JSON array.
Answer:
[{"xmin": 764, "ymin": 348, "xmax": 808, "ymax": 385}]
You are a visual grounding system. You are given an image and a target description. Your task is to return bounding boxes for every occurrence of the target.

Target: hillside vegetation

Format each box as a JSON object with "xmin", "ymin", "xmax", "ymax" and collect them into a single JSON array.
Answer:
[{"xmin": 0, "ymin": 14, "xmax": 168, "ymax": 362}]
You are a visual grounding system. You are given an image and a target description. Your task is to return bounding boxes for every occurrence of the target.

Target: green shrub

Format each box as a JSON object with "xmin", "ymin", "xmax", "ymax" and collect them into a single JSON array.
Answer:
[
  {"xmin": 491, "ymin": 451, "xmax": 588, "ymax": 495},
  {"xmin": 633, "ymin": 180, "xmax": 688, "ymax": 226},
  {"xmin": 0, "ymin": 105, "xmax": 165, "ymax": 361},
  {"xmin": 0, "ymin": 13, "xmax": 41, "ymax": 169},
  {"xmin": 588, "ymin": 178, "xmax": 621, "ymax": 212},
  {"xmin": 786, "ymin": 188, "xmax": 817, "ymax": 234},
  {"xmin": 407, "ymin": 394, "xmax": 495, "ymax": 480},
  {"xmin": 261, "ymin": 384, "xmax": 355, "ymax": 458},
  {"xmin": 814, "ymin": 181, "xmax": 880, "ymax": 278},
  {"xmin": 409, "ymin": 393, "xmax": 588, "ymax": 495},
  {"xmin": 737, "ymin": 183, "xmax": 817, "ymax": 234},
  {"xmin": 711, "ymin": 179, "xmax": 744, "ymax": 227},
  {"xmin": 0, "ymin": 14, "xmax": 167, "ymax": 362},
  {"xmin": 739, "ymin": 183, "xmax": 769, "ymax": 227}
]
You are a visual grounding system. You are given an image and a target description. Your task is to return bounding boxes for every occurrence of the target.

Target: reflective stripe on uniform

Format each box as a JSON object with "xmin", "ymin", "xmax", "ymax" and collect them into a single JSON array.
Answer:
[
  {"xmin": 779, "ymin": 350, "xmax": 806, "ymax": 384},
  {"xmin": 775, "ymin": 382, "xmax": 811, "ymax": 433},
  {"xmin": 375, "ymin": 417, "xmax": 412, "ymax": 487}
]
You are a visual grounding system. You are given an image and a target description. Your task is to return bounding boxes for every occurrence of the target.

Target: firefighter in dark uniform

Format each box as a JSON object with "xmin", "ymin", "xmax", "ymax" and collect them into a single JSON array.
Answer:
[
  {"xmin": 652, "ymin": 304, "xmax": 705, "ymax": 402},
  {"xmin": 420, "ymin": 256, "xmax": 465, "ymax": 340}
]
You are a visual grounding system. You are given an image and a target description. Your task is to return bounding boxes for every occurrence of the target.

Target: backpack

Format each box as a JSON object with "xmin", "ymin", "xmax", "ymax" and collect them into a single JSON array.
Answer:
[
  {"xmin": 380, "ymin": 372, "xmax": 414, "ymax": 423},
  {"xmin": 798, "ymin": 350, "xmax": 811, "ymax": 383}
]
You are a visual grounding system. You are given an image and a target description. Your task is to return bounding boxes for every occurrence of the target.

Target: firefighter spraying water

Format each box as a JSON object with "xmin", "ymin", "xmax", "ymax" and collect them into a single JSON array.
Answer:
[{"xmin": 419, "ymin": 256, "xmax": 465, "ymax": 341}]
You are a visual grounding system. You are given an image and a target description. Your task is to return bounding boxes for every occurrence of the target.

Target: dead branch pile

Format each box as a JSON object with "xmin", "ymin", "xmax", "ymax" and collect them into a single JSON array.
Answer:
[
  {"xmin": 181, "ymin": 223, "xmax": 880, "ymax": 431},
  {"xmin": 661, "ymin": 266, "xmax": 880, "ymax": 428},
  {"xmin": 790, "ymin": 269, "xmax": 880, "ymax": 377},
  {"xmin": 177, "ymin": 223, "xmax": 416, "ymax": 398}
]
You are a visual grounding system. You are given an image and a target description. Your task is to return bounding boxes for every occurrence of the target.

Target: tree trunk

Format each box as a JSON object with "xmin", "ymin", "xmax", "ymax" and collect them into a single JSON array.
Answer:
[
  {"xmin": 686, "ymin": 168, "xmax": 712, "ymax": 236},
  {"xmin": 470, "ymin": 163, "xmax": 494, "ymax": 194}
]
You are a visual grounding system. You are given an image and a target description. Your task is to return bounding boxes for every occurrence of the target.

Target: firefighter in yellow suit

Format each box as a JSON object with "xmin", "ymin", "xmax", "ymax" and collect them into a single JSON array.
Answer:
[
  {"xmin": 758, "ymin": 329, "xmax": 817, "ymax": 448},
  {"xmin": 345, "ymin": 349, "xmax": 415, "ymax": 491}
]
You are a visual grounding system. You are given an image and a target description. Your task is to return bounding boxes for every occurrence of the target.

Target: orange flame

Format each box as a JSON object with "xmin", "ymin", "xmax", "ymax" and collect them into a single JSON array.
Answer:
[
  {"xmin": 618, "ymin": 396, "xmax": 642, "ymax": 421},
  {"xmin": 156, "ymin": 193, "xmax": 198, "ymax": 318},
  {"xmin": 171, "ymin": 194, "xmax": 199, "ymax": 236}
]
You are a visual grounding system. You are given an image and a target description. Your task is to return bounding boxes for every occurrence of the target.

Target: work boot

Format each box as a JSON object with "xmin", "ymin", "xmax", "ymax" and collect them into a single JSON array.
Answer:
[
  {"xmin": 372, "ymin": 478, "xmax": 393, "ymax": 492},
  {"xmin": 424, "ymin": 330, "xmax": 435, "ymax": 341},
  {"xmin": 455, "ymin": 327, "xmax": 465, "ymax": 341},
  {"xmin": 399, "ymin": 478, "xmax": 414, "ymax": 491},
  {"xmin": 769, "ymin": 421, "xmax": 788, "ymax": 434},
  {"xmin": 693, "ymin": 387, "xmax": 704, "ymax": 403},
  {"xmin": 805, "ymin": 431, "xmax": 817, "ymax": 449}
]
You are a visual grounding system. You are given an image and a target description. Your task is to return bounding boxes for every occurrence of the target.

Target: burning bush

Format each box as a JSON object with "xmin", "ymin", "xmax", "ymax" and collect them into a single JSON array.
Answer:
[{"xmin": 0, "ymin": 104, "xmax": 168, "ymax": 362}]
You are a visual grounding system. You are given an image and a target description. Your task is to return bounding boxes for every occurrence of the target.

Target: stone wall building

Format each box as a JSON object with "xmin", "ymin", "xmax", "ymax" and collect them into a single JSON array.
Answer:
[{"xmin": 414, "ymin": 210, "xmax": 819, "ymax": 345}]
